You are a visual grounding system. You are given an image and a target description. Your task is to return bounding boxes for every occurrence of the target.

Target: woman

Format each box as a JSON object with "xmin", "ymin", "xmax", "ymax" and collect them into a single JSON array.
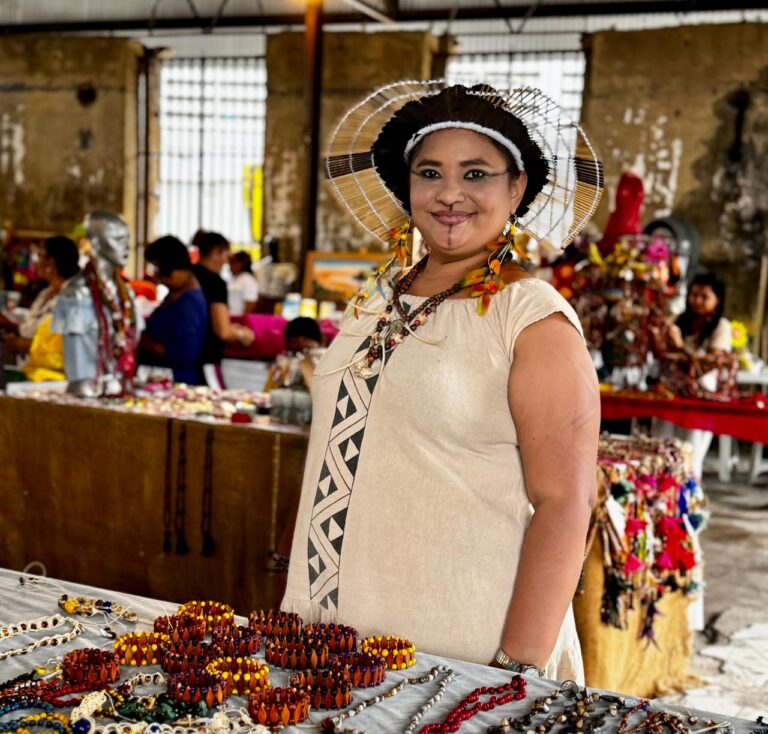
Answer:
[
  {"xmin": 669, "ymin": 273, "xmax": 731, "ymax": 354},
  {"xmin": 656, "ymin": 273, "xmax": 732, "ymax": 480},
  {"xmin": 282, "ymin": 82, "xmax": 603, "ymax": 680},
  {"xmin": 139, "ymin": 236, "xmax": 208, "ymax": 384},
  {"xmin": 1, "ymin": 236, "xmax": 80, "ymax": 382}
]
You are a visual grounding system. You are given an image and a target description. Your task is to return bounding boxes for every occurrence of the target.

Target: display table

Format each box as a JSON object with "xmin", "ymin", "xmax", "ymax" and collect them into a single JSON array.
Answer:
[
  {"xmin": 0, "ymin": 394, "xmax": 309, "ymax": 612},
  {"xmin": 0, "ymin": 569, "xmax": 753, "ymax": 733},
  {"xmin": 601, "ymin": 392, "xmax": 768, "ymax": 444}
]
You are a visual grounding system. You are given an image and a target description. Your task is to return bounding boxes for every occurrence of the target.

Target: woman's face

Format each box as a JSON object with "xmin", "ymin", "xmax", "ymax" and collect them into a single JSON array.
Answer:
[
  {"xmin": 688, "ymin": 284, "xmax": 719, "ymax": 316},
  {"xmin": 36, "ymin": 252, "xmax": 55, "ymax": 281},
  {"xmin": 158, "ymin": 268, "xmax": 189, "ymax": 291},
  {"xmin": 408, "ymin": 128, "xmax": 527, "ymax": 262}
]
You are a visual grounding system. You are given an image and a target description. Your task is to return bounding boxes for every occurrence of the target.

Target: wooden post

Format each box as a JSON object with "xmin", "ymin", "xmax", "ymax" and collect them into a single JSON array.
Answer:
[{"xmin": 300, "ymin": 0, "xmax": 323, "ymax": 285}]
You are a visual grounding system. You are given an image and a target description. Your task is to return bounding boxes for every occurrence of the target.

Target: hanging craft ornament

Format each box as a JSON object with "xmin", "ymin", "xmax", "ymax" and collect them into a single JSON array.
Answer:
[{"xmin": 326, "ymin": 80, "xmax": 603, "ymax": 250}]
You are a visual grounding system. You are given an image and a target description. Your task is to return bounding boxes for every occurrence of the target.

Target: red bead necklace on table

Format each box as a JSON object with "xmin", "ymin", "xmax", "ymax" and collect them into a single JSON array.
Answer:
[{"xmin": 418, "ymin": 675, "xmax": 527, "ymax": 734}]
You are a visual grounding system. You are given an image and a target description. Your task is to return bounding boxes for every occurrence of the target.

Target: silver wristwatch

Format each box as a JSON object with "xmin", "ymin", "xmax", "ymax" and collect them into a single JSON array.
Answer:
[{"xmin": 493, "ymin": 648, "xmax": 545, "ymax": 678}]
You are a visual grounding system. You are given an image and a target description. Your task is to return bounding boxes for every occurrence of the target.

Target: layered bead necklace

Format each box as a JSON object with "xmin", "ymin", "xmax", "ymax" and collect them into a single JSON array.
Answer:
[{"xmin": 351, "ymin": 256, "xmax": 494, "ymax": 379}]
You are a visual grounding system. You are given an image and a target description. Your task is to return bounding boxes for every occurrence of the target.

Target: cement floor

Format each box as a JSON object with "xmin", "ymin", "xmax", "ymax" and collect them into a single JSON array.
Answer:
[{"xmin": 657, "ymin": 465, "xmax": 768, "ymax": 719}]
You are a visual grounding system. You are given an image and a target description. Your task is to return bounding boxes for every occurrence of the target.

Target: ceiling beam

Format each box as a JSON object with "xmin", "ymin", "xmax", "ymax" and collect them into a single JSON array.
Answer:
[
  {"xmin": 0, "ymin": 1, "xmax": 763, "ymax": 34},
  {"xmin": 339, "ymin": 0, "xmax": 396, "ymax": 24}
]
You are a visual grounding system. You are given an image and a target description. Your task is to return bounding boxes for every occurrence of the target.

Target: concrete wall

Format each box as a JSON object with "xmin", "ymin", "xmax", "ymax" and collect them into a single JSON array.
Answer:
[
  {"xmin": 582, "ymin": 23, "xmax": 768, "ymax": 319},
  {"xmin": 264, "ymin": 31, "xmax": 435, "ymax": 259},
  {"xmin": 0, "ymin": 36, "xmax": 142, "ymax": 243}
]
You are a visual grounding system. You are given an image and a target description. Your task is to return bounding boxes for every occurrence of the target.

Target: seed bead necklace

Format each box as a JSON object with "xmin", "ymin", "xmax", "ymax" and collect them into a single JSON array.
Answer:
[
  {"xmin": 354, "ymin": 257, "xmax": 490, "ymax": 378},
  {"xmin": 320, "ymin": 665, "xmax": 455, "ymax": 733},
  {"xmin": 0, "ymin": 615, "xmax": 84, "ymax": 662},
  {"xmin": 418, "ymin": 676, "xmax": 527, "ymax": 734}
]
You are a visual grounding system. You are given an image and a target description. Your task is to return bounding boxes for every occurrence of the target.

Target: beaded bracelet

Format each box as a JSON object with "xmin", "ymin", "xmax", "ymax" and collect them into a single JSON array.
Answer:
[
  {"xmin": 0, "ymin": 616, "xmax": 84, "ymax": 662},
  {"xmin": 264, "ymin": 638, "xmax": 329, "ymax": 670},
  {"xmin": 210, "ymin": 625, "xmax": 261, "ymax": 658},
  {"xmin": 303, "ymin": 623, "xmax": 357, "ymax": 654},
  {"xmin": 167, "ymin": 671, "xmax": 227, "ymax": 708},
  {"xmin": 248, "ymin": 611, "xmax": 302, "ymax": 639},
  {"xmin": 58, "ymin": 595, "xmax": 138, "ymax": 624},
  {"xmin": 360, "ymin": 635, "xmax": 416, "ymax": 670},
  {"xmin": 0, "ymin": 712, "xmax": 71, "ymax": 734},
  {"xmin": 289, "ymin": 665, "xmax": 350, "ymax": 691},
  {"xmin": 331, "ymin": 651, "xmax": 387, "ymax": 688},
  {"xmin": 154, "ymin": 616, "xmax": 206, "ymax": 644},
  {"xmin": 63, "ymin": 649, "xmax": 121, "ymax": 687},
  {"xmin": 247, "ymin": 687, "xmax": 310, "ymax": 728},
  {"xmin": 177, "ymin": 602, "xmax": 234, "ymax": 633},
  {"xmin": 44, "ymin": 681, "xmax": 104, "ymax": 708},
  {"xmin": 205, "ymin": 658, "xmax": 270, "ymax": 697},
  {"xmin": 161, "ymin": 643, "xmax": 219, "ymax": 676},
  {"xmin": 114, "ymin": 632, "xmax": 169, "ymax": 666}
]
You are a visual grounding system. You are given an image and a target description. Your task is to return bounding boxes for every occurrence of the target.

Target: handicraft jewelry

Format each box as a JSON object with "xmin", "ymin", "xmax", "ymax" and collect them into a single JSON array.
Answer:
[
  {"xmin": 330, "ymin": 652, "xmax": 387, "ymax": 688},
  {"xmin": 114, "ymin": 632, "xmax": 168, "ymax": 666},
  {"xmin": 248, "ymin": 611, "xmax": 302, "ymax": 639},
  {"xmin": 290, "ymin": 666, "xmax": 352, "ymax": 711},
  {"xmin": 247, "ymin": 687, "xmax": 310, "ymax": 729},
  {"xmin": 168, "ymin": 671, "xmax": 227, "ymax": 708},
  {"xmin": 154, "ymin": 616, "xmax": 206, "ymax": 644},
  {"xmin": 360, "ymin": 635, "xmax": 416, "ymax": 670},
  {"xmin": 418, "ymin": 676, "xmax": 526, "ymax": 734},
  {"xmin": 303, "ymin": 624, "xmax": 357, "ymax": 654},
  {"xmin": 264, "ymin": 638, "xmax": 330, "ymax": 670},
  {"xmin": 210, "ymin": 625, "xmax": 261, "ymax": 658},
  {"xmin": 0, "ymin": 712, "xmax": 72, "ymax": 734},
  {"xmin": 0, "ymin": 615, "xmax": 84, "ymax": 662},
  {"xmin": 62, "ymin": 650, "xmax": 120, "ymax": 686},
  {"xmin": 320, "ymin": 665, "xmax": 455, "ymax": 733},
  {"xmin": 205, "ymin": 658, "xmax": 270, "ymax": 696},
  {"xmin": 82, "ymin": 256, "xmax": 138, "ymax": 392},
  {"xmin": 58, "ymin": 596, "xmax": 138, "ymax": 624},
  {"xmin": 177, "ymin": 602, "xmax": 234, "ymax": 633}
]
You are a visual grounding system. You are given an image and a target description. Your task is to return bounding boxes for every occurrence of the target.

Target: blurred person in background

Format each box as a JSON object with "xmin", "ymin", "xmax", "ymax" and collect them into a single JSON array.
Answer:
[{"xmin": 228, "ymin": 251, "xmax": 259, "ymax": 315}]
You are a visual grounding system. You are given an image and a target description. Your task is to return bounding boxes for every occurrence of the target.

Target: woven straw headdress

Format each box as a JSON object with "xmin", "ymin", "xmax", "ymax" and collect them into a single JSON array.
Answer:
[{"xmin": 325, "ymin": 80, "xmax": 603, "ymax": 249}]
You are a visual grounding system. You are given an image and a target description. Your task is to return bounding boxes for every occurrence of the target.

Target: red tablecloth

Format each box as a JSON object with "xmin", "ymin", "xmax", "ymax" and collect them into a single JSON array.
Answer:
[{"xmin": 601, "ymin": 392, "xmax": 768, "ymax": 444}]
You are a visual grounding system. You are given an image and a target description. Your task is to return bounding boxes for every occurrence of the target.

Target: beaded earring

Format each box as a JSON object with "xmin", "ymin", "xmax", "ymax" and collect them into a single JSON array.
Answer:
[{"xmin": 349, "ymin": 220, "xmax": 412, "ymax": 318}]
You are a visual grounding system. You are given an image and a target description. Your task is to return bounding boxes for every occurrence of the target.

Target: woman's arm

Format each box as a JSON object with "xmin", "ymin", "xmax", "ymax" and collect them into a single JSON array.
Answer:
[
  {"xmin": 497, "ymin": 312, "xmax": 600, "ymax": 669},
  {"xmin": 210, "ymin": 303, "xmax": 255, "ymax": 346}
]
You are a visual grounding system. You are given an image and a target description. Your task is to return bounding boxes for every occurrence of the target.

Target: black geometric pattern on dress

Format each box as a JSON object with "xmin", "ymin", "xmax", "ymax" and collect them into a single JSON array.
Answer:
[{"xmin": 307, "ymin": 338, "xmax": 382, "ymax": 612}]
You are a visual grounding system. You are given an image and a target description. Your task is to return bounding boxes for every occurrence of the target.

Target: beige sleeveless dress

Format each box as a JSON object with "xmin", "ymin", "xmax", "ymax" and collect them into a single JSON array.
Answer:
[{"xmin": 282, "ymin": 277, "xmax": 585, "ymax": 681}]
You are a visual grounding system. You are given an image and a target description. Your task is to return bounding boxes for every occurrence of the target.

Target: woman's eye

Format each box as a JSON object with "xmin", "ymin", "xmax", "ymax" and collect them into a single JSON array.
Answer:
[
  {"xmin": 465, "ymin": 169, "xmax": 488, "ymax": 180},
  {"xmin": 416, "ymin": 169, "xmax": 440, "ymax": 179}
]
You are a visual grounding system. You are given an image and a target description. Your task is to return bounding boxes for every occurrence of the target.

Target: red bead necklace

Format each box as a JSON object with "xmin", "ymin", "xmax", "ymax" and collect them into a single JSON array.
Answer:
[{"xmin": 418, "ymin": 676, "xmax": 526, "ymax": 734}]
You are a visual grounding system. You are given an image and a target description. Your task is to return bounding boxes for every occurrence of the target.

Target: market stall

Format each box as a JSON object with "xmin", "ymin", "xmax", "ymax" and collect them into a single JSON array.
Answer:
[
  {"xmin": 0, "ymin": 391, "xmax": 309, "ymax": 612},
  {"xmin": 0, "ymin": 568, "xmax": 753, "ymax": 734}
]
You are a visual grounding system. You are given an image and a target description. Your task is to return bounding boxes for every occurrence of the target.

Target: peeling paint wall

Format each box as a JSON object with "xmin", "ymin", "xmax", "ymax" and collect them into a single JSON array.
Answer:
[
  {"xmin": 264, "ymin": 32, "xmax": 435, "ymax": 258},
  {"xmin": 0, "ymin": 36, "xmax": 142, "ymax": 242},
  {"xmin": 582, "ymin": 23, "xmax": 768, "ymax": 319}
]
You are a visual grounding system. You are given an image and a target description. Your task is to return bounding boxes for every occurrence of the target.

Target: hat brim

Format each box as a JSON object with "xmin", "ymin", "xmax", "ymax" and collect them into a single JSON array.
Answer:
[{"xmin": 325, "ymin": 80, "xmax": 603, "ymax": 249}]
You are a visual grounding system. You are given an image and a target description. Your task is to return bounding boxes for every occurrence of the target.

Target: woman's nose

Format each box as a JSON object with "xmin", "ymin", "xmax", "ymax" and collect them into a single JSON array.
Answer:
[{"xmin": 435, "ymin": 177, "xmax": 466, "ymax": 206}]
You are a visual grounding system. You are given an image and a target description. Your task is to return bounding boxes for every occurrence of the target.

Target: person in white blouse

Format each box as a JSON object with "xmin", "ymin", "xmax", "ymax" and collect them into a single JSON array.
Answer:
[
  {"xmin": 228, "ymin": 251, "xmax": 259, "ymax": 315},
  {"xmin": 657, "ymin": 273, "xmax": 732, "ymax": 480}
]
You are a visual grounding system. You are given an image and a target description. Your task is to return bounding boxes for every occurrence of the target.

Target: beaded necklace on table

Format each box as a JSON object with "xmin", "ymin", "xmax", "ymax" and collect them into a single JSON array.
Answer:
[{"xmin": 0, "ymin": 615, "xmax": 83, "ymax": 662}]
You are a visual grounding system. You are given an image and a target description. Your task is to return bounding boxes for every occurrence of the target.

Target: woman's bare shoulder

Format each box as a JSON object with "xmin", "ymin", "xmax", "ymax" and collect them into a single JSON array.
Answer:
[{"xmin": 500, "ymin": 263, "xmax": 536, "ymax": 285}]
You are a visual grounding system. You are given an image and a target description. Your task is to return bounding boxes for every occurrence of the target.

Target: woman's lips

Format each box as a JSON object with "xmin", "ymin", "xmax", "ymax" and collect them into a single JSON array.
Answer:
[{"xmin": 431, "ymin": 211, "xmax": 474, "ymax": 226}]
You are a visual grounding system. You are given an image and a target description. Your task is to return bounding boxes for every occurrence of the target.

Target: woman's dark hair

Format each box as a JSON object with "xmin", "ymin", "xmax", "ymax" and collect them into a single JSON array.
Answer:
[
  {"xmin": 145, "ymin": 235, "xmax": 192, "ymax": 277},
  {"xmin": 285, "ymin": 317, "xmax": 322, "ymax": 344},
  {"xmin": 676, "ymin": 272, "xmax": 726, "ymax": 345},
  {"xmin": 44, "ymin": 236, "xmax": 80, "ymax": 280},
  {"xmin": 231, "ymin": 251, "xmax": 252, "ymax": 271},
  {"xmin": 194, "ymin": 231, "xmax": 230, "ymax": 257}
]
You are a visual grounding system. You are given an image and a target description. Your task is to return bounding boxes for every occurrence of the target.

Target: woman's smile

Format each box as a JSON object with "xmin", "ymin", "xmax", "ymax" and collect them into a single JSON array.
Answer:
[{"xmin": 431, "ymin": 210, "xmax": 476, "ymax": 226}]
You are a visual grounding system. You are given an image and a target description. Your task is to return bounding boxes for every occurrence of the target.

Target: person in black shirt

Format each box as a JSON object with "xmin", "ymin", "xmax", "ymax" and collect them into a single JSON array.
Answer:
[{"xmin": 192, "ymin": 231, "xmax": 254, "ymax": 370}]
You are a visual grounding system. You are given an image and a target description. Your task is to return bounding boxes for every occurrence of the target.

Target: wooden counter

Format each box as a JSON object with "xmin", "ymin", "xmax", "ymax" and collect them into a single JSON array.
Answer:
[{"xmin": 0, "ymin": 395, "xmax": 309, "ymax": 611}]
